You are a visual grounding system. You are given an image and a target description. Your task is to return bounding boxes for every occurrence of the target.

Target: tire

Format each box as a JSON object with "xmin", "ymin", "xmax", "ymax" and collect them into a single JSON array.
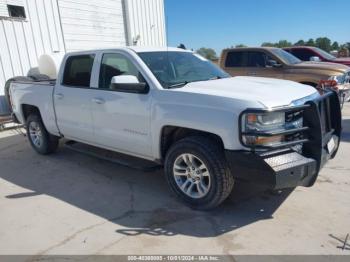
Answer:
[
  {"xmin": 164, "ymin": 136, "xmax": 234, "ymax": 210},
  {"xmin": 26, "ymin": 114, "xmax": 59, "ymax": 155}
]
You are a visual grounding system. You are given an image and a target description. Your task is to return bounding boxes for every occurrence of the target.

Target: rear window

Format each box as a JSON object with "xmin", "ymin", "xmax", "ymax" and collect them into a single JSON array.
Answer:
[
  {"xmin": 225, "ymin": 51, "xmax": 245, "ymax": 67},
  {"xmin": 62, "ymin": 55, "xmax": 95, "ymax": 87}
]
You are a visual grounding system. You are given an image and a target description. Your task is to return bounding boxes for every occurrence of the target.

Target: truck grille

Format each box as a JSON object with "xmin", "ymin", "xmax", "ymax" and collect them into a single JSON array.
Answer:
[{"xmin": 240, "ymin": 91, "xmax": 341, "ymax": 154}]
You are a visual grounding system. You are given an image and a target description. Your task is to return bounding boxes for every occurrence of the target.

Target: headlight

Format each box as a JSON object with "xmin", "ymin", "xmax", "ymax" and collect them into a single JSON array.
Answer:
[
  {"xmin": 329, "ymin": 74, "xmax": 346, "ymax": 85},
  {"xmin": 241, "ymin": 112, "xmax": 285, "ymax": 146},
  {"xmin": 241, "ymin": 111, "xmax": 303, "ymax": 147},
  {"xmin": 244, "ymin": 112, "xmax": 285, "ymax": 131}
]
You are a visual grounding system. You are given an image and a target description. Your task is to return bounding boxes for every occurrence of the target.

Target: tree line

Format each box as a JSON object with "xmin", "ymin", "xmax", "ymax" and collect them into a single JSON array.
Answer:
[{"xmin": 259, "ymin": 38, "xmax": 350, "ymax": 52}]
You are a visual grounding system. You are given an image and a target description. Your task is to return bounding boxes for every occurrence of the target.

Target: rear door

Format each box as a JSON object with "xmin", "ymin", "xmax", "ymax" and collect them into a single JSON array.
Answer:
[
  {"xmin": 221, "ymin": 50, "xmax": 248, "ymax": 76},
  {"xmin": 54, "ymin": 54, "xmax": 96, "ymax": 143},
  {"xmin": 90, "ymin": 51, "xmax": 153, "ymax": 158}
]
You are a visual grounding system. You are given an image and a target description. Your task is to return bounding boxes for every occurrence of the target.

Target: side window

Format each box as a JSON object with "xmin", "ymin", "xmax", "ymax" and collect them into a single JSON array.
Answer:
[
  {"xmin": 247, "ymin": 52, "xmax": 267, "ymax": 67},
  {"xmin": 225, "ymin": 51, "xmax": 245, "ymax": 67},
  {"xmin": 62, "ymin": 55, "xmax": 95, "ymax": 87},
  {"xmin": 99, "ymin": 53, "xmax": 143, "ymax": 89},
  {"xmin": 292, "ymin": 49, "xmax": 313, "ymax": 61}
]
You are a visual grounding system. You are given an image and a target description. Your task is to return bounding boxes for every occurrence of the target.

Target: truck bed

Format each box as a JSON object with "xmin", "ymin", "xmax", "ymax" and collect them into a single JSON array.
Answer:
[{"xmin": 10, "ymin": 80, "xmax": 60, "ymax": 136}]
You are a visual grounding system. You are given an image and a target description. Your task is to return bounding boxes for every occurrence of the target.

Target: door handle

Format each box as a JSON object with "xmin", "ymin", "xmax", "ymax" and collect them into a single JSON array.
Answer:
[
  {"xmin": 54, "ymin": 93, "xmax": 64, "ymax": 100},
  {"xmin": 92, "ymin": 98, "xmax": 105, "ymax": 104},
  {"xmin": 248, "ymin": 72, "xmax": 257, "ymax": 76}
]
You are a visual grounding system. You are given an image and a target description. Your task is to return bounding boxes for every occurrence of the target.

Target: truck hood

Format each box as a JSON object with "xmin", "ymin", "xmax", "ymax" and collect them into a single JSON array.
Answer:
[
  {"xmin": 176, "ymin": 76, "xmax": 318, "ymax": 108},
  {"xmin": 291, "ymin": 61, "xmax": 349, "ymax": 73}
]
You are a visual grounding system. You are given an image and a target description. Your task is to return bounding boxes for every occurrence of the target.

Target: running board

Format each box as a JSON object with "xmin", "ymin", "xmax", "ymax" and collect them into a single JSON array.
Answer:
[{"xmin": 64, "ymin": 140, "xmax": 162, "ymax": 172}]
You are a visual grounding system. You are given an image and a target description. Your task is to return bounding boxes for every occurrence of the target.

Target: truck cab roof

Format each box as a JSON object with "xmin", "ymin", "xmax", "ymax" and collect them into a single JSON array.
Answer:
[{"xmin": 65, "ymin": 47, "xmax": 190, "ymax": 56}]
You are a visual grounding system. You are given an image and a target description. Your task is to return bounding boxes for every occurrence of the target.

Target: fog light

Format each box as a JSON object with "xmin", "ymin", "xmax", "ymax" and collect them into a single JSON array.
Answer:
[{"xmin": 243, "ymin": 135, "xmax": 284, "ymax": 147}]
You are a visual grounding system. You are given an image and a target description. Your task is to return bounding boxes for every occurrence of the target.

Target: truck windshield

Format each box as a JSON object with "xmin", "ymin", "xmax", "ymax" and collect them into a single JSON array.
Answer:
[
  {"xmin": 312, "ymin": 47, "xmax": 336, "ymax": 60},
  {"xmin": 138, "ymin": 51, "xmax": 230, "ymax": 88},
  {"xmin": 270, "ymin": 49, "xmax": 302, "ymax": 65}
]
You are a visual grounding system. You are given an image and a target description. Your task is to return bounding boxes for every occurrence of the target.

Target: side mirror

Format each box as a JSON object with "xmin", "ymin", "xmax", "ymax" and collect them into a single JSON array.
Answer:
[
  {"xmin": 310, "ymin": 56, "xmax": 321, "ymax": 62},
  {"xmin": 267, "ymin": 59, "xmax": 282, "ymax": 68},
  {"xmin": 111, "ymin": 75, "xmax": 149, "ymax": 94}
]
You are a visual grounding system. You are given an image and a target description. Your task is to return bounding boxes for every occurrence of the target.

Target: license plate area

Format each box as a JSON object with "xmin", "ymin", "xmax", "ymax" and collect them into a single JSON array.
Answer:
[{"xmin": 327, "ymin": 136, "xmax": 336, "ymax": 154}]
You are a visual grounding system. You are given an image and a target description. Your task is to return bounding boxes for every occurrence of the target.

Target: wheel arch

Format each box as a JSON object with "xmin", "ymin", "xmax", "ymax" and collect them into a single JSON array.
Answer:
[
  {"xmin": 159, "ymin": 126, "xmax": 225, "ymax": 163},
  {"xmin": 21, "ymin": 104, "xmax": 42, "ymax": 122}
]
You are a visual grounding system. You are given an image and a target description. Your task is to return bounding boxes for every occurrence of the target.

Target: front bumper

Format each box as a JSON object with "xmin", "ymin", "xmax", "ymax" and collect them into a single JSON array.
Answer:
[{"xmin": 226, "ymin": 91, "xmax": 342, "ymax": 190}]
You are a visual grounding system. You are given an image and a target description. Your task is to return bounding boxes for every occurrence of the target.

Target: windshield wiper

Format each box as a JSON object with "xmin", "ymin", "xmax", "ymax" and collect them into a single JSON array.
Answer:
[
  {"xmin": 208, "ymin": 76, "xmax": 223, "ymax": 80},
  {"xmin": 167, "ymin": 76, "xmax": 225, "ymax": 89},
  {"xmin": 167, "ymin": 81, "xmax": 189, "ymax": 89}
]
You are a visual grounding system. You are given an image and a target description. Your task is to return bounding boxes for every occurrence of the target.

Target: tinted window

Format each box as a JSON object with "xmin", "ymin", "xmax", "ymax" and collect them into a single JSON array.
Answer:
[
  {"xmin": 291, "ymin": 49, "xmax": 314, "ymax": 61},
  {"xmin": 99, "ymin": 53, "xmax": 142, "ymax": 89},
  {"xmin": 63, "ymin": 55, "xmax": 95, "ymax": 87},
  {"xmin": 225, "ymin": 51, "xmax": 245, "ymax": 67},
  {"xmin": 226, "ymin": 51, "xmax": 278, "ymax": 68},
  {"xmin": 247, "ymin": 52, "xmax": 268, "ymax": 67}
]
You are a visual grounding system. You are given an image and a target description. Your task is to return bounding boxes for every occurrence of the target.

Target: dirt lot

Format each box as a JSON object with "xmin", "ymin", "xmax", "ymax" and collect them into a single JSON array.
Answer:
[{"xmin": 0, "ymin": 104, "xmax": 349, "ymax": 256}]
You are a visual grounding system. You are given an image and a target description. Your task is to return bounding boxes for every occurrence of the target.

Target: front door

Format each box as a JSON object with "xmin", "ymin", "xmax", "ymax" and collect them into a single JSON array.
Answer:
[
  {"xmin": 90, "ymin": 52, "xmax": 153, "ymax": 158},
  {"xmin": 54, "ymin": 54, "xmax": 95, "ymax": 143},
  {"xmin": 245, "ymin": 51, "xmax": 284, "ymax": 79}
]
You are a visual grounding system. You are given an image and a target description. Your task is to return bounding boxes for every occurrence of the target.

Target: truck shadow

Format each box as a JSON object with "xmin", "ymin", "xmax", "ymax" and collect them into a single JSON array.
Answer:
[{"xmin": 0, "ymin": 133, "xmax": 293, "ymax": 238}]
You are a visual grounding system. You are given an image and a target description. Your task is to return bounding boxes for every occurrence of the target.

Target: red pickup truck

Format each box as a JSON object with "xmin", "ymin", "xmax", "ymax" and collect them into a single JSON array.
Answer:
[{"xmin": 284, "ymin": 46, "xmax": 350, "ymax": 67}]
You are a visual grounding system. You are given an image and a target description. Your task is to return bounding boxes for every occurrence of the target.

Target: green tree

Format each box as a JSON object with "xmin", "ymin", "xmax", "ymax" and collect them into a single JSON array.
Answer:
[
  {"xmin": 276, "ymin": 40, "xmax": 292, "ymax": 48},
  {"xmin": 343, "ymin": 42, "xmax": 350, "ymax": 50},
  {"xmin": 261, "ymin": 42, "xmax": 277, "ymax": 47},
  {"xmin": 294, "ymin": 40, "xmax": 305, "ymax": 46},
  {"xmin": 331, "ymin": 41, "xmax": 339, "ymax": 51},
  {"xmin": 235, "ymin": 44, "xmax": 247, "ymax": 48},
  {"xmin": 196, "ymin": 47, "xmax": 217, "ymax": 60},
  {"xmin": 315, "ymin": 37, "xmax": 332, "ymax": 52},
  {"xmin": 306, "ymin": 38, "xmax": 315, "ymax": 46}
]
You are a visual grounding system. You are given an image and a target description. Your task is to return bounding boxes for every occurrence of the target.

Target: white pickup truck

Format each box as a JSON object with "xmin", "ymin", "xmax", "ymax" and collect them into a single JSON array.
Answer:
[{"xmin": 8, "ymin": 47, "xmax": 342, "ymax": 209}]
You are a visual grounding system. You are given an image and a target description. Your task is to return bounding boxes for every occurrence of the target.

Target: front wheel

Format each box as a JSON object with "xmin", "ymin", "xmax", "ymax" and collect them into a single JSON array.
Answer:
[
  {"xmin": 164, "ymin": 136, "xmax": 234, "ymax": 210},
  {"xmin": 26, "ymin": 114, "xmax": 59, "ymax": 155}
]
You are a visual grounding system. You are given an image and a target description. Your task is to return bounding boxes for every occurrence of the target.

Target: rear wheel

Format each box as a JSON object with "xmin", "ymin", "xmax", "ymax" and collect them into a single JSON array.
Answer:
[
  {"xmin": 26, "ymin": 114, "xmax": 59, "ymax": 155},
  {"xmin": 164, "ymin": 136, "xmax": 234, "ymax": 210}
]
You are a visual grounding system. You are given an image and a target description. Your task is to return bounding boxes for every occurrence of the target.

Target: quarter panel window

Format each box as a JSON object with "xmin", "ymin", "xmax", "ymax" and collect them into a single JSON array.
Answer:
[
  {"xmin": 99, "ymin": 53, "xmax": 142, "ymax": 89},
  {"xmin": 62, "ymin": 55, "xmax": 95, "ymax": 87}
]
